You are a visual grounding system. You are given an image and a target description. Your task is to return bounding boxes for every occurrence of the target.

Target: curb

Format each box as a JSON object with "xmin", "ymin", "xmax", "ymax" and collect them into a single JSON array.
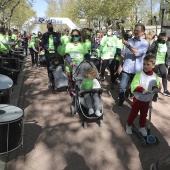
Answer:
[{"xmin": 10, "ymin": 66, "xmax": 25, "ymax": 106}]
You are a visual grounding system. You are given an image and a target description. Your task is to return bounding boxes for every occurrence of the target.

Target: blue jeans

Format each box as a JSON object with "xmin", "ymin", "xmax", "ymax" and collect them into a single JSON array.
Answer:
[{"xmin": 119, "ymin": 71, "xmax": 135, "ymax": 103}]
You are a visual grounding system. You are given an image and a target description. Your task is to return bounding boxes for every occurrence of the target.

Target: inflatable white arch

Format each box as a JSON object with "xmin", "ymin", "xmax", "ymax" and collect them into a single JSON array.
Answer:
[{"xmin": 22, "ymin": 17, "xmax": 77, "ymax": 31}]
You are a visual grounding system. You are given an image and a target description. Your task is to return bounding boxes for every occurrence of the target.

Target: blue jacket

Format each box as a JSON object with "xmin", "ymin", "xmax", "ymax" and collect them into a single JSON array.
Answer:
[{"xmin": 41, "ymin": 31, "xmax": 61, "ymax": 52}]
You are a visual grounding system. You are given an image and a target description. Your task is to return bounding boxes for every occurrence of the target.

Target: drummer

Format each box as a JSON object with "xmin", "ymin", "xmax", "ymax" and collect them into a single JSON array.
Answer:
[{"xmin": 0, "ymin": 27, "xmax": 15, "ymax": 56}]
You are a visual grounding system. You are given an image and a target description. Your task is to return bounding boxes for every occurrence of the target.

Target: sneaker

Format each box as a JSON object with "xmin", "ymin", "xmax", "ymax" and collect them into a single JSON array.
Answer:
[
  {"xmin": 88, "ymin": 108, "xmax": 94, "ymax": 115},
  {"xmin": 152, "ymin": 93, "xmax": 158, "ymax": 102},
  {"xmin": 114, "ymin": 80, "xmax": 119, "ymax": 85},
  {"xmin": 139, "ymin": 127, "xmax": 147, "ymax": 137},
  {"xmin": 126, "ymin": 124, "xmax": 132, "ymax": 135},
  {"xmin": 48, "ymin": 81, "xmax": 52, "ymax": 88},
  {"xmin": 117, "ymin": 101, "xmax": 123, "ymax": 109},
  {"xmin": 163, "ymin": 90, "xmax": 170, "ymax": 97},
  {"xmin": 95, "ymin": 110, "xmax": 102, "ymax": 117}
]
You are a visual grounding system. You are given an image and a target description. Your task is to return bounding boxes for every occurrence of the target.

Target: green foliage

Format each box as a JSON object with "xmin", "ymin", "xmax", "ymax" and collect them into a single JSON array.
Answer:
[
  {"xmin": 45, "ymin": 0, "xmax": 59, "ymax": 17},
  {"xmin": 10, "ymin": 0, "xmax": 36, "ymax": 30},
  {"xmin": 0, "ymin": 0, "xmax": 20, "ymax": 26},
  {"xmin": 41, "ymin": 0, "xmax": 164, "ymax": 30}
]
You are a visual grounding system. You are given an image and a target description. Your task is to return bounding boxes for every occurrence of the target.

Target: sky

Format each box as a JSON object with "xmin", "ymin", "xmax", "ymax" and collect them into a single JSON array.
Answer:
[
  {"xmin": 32, "ymin": 0, "xmax": 47, "ymax": 17},
  {"xmin": 31, "ymin": 0, "xmax": 47, "ymax": 32}
]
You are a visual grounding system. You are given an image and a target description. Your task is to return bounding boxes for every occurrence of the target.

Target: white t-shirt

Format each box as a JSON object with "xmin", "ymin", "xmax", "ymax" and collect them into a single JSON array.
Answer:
[{"xmin": 93, "ymin": 79, "xmax": 101, "ymax": 89}]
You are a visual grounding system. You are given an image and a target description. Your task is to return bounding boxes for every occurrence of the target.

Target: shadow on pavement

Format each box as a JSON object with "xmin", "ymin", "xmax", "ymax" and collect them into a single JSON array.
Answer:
[
  {"xmin": 63, "ymin": 151, "xmax": 91, "ymax": 170},
  {"xmin": 112, "ymin": 94, "xmax": 170, "ymax": 170},
  {"xmin": 5, "ymin": 123, "xmax": 42, "ymax": 163}
]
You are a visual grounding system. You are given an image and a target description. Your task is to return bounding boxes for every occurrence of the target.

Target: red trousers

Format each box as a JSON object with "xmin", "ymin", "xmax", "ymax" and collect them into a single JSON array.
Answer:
[{"xmin": 127, "ymin": 97, "xmax": 150, "ymax": 127}]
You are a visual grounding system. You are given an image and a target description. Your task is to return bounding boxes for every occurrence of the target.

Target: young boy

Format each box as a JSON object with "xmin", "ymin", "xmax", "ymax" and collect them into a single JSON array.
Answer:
[{"xmin": 126, "ymin": 54, "xmax": 159, "ymax": 136}]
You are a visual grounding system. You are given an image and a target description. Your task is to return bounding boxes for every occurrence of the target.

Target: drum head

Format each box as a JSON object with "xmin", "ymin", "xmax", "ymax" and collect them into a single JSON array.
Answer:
[
  {"xmin": 0, "ymin": 74, "xmax": 13, "ymax": 90},
  {"xmin": 0, "ymin": 104, "xmax": 23, "ymax": 123}
]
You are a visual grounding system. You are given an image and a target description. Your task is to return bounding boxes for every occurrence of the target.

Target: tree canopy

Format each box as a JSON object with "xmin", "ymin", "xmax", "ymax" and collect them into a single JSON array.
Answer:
[
  {"xmin": 0, "ymin": 0, "xmax": 35, "ymax": 30},
  {"xmin": 42, "ymin": 0, "xmax": 162, "ymax": 29}
]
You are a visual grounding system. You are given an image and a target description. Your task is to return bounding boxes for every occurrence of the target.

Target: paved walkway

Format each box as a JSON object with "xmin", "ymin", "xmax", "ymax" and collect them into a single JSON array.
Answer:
[{"xmin": 1, "ymin": 56, "xmax": 170, "ymax": 170}]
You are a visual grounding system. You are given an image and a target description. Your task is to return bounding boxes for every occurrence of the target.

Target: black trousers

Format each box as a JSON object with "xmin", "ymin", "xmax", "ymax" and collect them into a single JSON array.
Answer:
[
  {"xmin": 29, "ymin": 48, "xmax": 38, "ymax": 65},
  {"xmin": 153, "ymin": 64, "xmax": 168, "ymax": 91},
  {"xmin": 45, "ymin": 52, "xmax": 56, "ymax": 75},
  {"xmin": 101, "ymin": 59, "xmax": 119, "ymax": 83}
]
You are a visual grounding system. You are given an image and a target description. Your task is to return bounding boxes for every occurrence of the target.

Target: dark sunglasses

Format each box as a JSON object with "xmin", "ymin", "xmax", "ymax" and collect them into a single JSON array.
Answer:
[{"xmin": 72, "ymin": 35, "xmax": 79, "ymax": 37}]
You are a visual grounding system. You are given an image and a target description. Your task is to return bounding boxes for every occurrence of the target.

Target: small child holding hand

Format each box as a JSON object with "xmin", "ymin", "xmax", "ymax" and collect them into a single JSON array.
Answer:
[{"xmin": 126, "ymin": 54, "xmax": 159, "ymax": 136}]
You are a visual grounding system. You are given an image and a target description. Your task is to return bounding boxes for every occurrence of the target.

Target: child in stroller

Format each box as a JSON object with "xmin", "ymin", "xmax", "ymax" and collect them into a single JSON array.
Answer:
[
  {"xmin": 71, "ymin": 60, "xmax": 103, "ymax": 128},
  {"xmin": 49, "ymin": 56, "xmax": 68, "ymax": 93},
  {"xmin": 81, "ymin": 68, "xmax": 102, "ymax": 117}
]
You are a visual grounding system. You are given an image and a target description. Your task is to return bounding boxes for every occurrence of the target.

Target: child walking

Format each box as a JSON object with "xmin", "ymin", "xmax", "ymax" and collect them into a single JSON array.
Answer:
[
  {"xmin": 29, "ymin": 36, "xmax": 39, "ymax": 67},
  {"xmin": 126, "ymin": 54, "xmax": 159, "ymax": 136}
]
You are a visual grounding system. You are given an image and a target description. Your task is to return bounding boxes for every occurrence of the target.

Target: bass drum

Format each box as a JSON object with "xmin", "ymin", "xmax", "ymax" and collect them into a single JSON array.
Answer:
[
  {"xmin": 0, "ymin": 74, "xmax": 13, "ymax": 104},
  {"xmin": 0, "ymin": 104, "xmax": 24, "ymax": 155}
]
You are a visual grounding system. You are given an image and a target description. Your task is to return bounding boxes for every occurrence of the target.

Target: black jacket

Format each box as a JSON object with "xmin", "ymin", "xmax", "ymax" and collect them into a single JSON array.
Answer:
[{"xmin": 41, "ymin": 31, "xmax": 61, "ymax": 52}]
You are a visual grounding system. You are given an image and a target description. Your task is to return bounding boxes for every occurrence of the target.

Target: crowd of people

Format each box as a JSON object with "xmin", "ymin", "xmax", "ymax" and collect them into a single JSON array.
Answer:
[
  {"xmin": 0, "ymin": 22, "xmax": 170, "ymax": 136},
  {"xmin": 1, "ymin": 23, "xmax": 170, "ymax": 169}
]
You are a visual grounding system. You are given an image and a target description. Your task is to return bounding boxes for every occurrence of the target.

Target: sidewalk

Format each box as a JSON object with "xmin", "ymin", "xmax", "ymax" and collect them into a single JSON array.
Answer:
[{"xmin": 1, "ymin": 56, "xmax": 170, "ymax": 170}]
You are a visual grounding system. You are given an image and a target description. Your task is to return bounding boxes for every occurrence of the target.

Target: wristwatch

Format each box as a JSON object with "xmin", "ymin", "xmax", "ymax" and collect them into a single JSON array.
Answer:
[{"xmin": 126, "ymin": 44, "xmax": 131, "ymax": 49}]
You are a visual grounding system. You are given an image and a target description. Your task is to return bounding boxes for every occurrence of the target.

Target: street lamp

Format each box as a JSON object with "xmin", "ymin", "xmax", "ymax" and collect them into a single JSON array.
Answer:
[
  {"xmin": 151, "ymin": 0, "xmax": 153, "ymax": 25},
  {"xmin": 154, "ymin": 16, "xmax": 159, "ymax": 35}
]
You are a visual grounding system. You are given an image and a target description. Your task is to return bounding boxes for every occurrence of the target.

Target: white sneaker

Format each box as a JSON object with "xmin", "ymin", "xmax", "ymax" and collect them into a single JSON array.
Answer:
[
  {"xmin": 126, "ymin": 124, "xmax": 132, "ymax": 135},
  {"xmin": 88, "ymin": 108, "xmax": 94, "ymax": 115},
  {"xmin": 139, "ymin": 127, "xmax": 147, "ymax": 136},
  {"xmin": 95, "ymin": 110, "xmax": 102, "ymax": 117}
]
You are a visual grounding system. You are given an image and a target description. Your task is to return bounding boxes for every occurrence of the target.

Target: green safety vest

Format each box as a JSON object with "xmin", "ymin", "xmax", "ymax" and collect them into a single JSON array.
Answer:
[
  {"xmin": 156, "ymin": 43, "xmax": 167, "ymax": 65},
  {"xmin": 65, "ymin": 42, "xmax": 88, "ymax": 72},
  {"xmin": 100, "ymin": 35, "xmax": 118, "ymax": 59},
  {"xmin": 131, "ymin": 71, "xmax": 159, "ymax": 102},
  {"xmin": 61, "ymin": 35, "xmax": 71, "ymax": 45},
  {"xmin": 28, "ymin": 40, "xmax": 39, "ymax": 49},
  {"xmin": 0, "ymin": 34, "xmax": 9, "ymax": 53},
  {"xmin": 49, "ymin": 34, "xmax": 55, "ymax": 53},
  {"xmin": 84, "ymin": 39, "xmax": 91, "ymax": 53},
  {"xmin": 11, "ymin": 34, "xmax": 18, "ymax": 42}
]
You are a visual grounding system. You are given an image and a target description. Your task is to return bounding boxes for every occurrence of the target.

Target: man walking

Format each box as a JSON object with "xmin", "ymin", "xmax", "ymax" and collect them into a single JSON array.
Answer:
[
  {"xmin": 117, "ymin": 23, "xmax": 149, "ymax": 108},
  {"xmin": 41, "ymin": 23, "xmax": 61, "ymax": 87}
]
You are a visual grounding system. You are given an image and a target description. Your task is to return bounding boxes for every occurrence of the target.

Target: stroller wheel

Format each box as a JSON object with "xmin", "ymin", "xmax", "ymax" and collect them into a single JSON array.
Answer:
[
  {"xmin": 83, "ymin": 121, "xmax": 87, "ymax": 129},
  {"xmin": 98, "ymin": 119, "xmax": 103, "ymax": 127},
  {"xmin": 70, "ymin": 105, "xmax": 76, "ymax": 116},
  {"xmin": 140, "ymin": 138, "xmax": 146, "ymax": 147},
  {"xmin": 154, "ymin": 136, "xmax": 159, "ymax": 145}
]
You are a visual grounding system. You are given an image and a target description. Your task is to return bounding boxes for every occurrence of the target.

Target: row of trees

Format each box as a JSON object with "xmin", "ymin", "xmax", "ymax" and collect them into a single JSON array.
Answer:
[
  {"xmin": 0, "ymin": 0, "xmax": 164, "ymax": 32},
  {"xmin": 41, "ymin": 0, "xmax": 160, "ymax": 31},
  {"xmin": 0, "ymin": 0, "xmax": 35, "ymax": 30}
]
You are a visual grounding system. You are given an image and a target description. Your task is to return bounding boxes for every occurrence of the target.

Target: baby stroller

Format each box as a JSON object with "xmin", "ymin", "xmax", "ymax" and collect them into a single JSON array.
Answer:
[
  {"xmin": 49, "ymin": 57, "xmax": 68, "ymax": 94},
  {"xmin": 70, "ymin": 60, "xmax": 103, "ymax": 129}
]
